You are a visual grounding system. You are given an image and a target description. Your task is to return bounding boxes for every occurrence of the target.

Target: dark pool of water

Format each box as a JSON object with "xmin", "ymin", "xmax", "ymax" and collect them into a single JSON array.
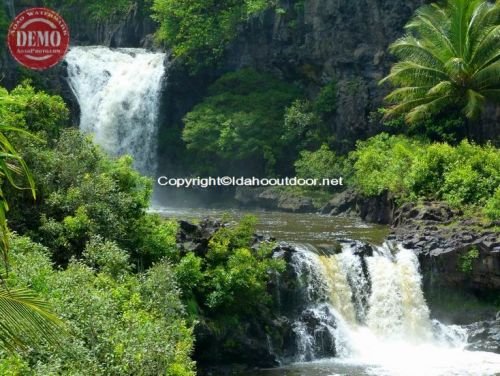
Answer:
[{"xmin": 152, "ymin": 206, "xmax": 389, "ymax": 247}]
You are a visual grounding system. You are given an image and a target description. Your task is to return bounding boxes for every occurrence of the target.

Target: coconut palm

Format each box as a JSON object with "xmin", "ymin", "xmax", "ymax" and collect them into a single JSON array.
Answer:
[
  {"xmin": 0, "ymin": 123, "xmax": 63, "ymax": 352},
  {"xmin": 381, "ymin": 0, "xmax": 500, "ymax": 124}
]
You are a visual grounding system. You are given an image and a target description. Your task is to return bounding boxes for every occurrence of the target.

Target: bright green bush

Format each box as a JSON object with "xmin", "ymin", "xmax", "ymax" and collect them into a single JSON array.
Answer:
[
  {"xmin": 0, "ymin": 83, "xmax": 69, "ymax": 142},
  {"xmin": 6, "ymin": 235, "xmax": 195, "ymax": 376},
  {"xmin": 82, "ymin": 236, "xmax": 131, "ymax": 279},
  {"xmin": 179, "ymin": 216, "xmax": 285, "ymax": 319},
  {"xmin": 352, "ymin": 134, "xmax": 421, "ymax": 196},
  {"xmin": 294, "ymin": 144, "xmax": 345, "ymax": 191},
  {"xmin": 314, "ymin": 81, "xmax": 337, "ymax": 116},
  {"xmin": 484, "ymin": 187, "xmax": 500, "ymax": 221},
  {"xmin": 406, "ymin": 142, "xmax": 456, "ymax": 199},
  {"xmin": 183, "ymin": 69, "xmax": 302, "ymax": 176},
  {"xmin": 351, "ymin": 134, "xmax": 500, "ymax": 213}
]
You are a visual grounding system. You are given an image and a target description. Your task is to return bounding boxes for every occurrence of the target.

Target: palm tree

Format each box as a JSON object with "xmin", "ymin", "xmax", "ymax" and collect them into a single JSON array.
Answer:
[
  {"xmin": 0, "ymin": 123, "xmax": 63, "ymax": 352},
  {"xmin": 381, "ymin": 0, "xmax": 500, "ymax": 124}
]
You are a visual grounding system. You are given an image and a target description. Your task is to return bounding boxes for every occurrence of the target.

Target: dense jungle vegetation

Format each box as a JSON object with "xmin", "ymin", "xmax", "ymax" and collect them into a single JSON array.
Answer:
[{"xmin": 0, "ymin": 0, "xmax": 499, "ymax": 374}]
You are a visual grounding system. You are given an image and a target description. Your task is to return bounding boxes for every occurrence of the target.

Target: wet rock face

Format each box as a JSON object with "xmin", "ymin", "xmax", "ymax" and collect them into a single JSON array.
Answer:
[
  {"xmin": 319, "ymin": 189, "xmax": 394, "ymax": 224},
  {"xmin": 389, "ymin": 201, "xmax": 500, "ymax": 324},
  {"xmin": 466, "ymin": 313, "xmax": 500, "ymax": 354}
]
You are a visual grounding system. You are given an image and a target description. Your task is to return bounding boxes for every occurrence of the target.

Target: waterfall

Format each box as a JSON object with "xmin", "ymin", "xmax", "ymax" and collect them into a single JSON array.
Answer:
[
  {"xmin": 285, "ymin": 242, "xmax": 474, "ymax": 363},
  {"xmin": 65, "ymin": 46, "xmax": 166, "ymax": 174}
]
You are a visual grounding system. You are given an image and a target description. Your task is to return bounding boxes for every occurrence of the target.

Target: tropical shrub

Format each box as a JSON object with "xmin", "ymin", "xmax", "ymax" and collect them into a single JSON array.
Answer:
[
  {"xmin": 294, "ymin": 144, "xmax": 345, "ymax": 191},
  {"xmin": 183, "ymin": 69, "xmax": 302, "ymax": 176},
  {"xmin": 485, "ymin": 187, "xmax": 500, "ymax": 221},
  {"xmin": 179, "ymin": 216, "xmax": 285, "ymax": 319},
  {"xmin": 351, "ymin": 134, "xmax": 500, "ymax": 216},
  {"xmin": 352, "ymin": 134, "xmax": 421, "ymax": 197},
  {"xmin": 4, "ymin": 235, "xmax": 195, "ymax": 375}
]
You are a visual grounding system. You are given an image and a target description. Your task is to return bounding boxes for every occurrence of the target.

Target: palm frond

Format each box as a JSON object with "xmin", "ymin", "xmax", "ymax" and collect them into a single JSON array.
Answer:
[
  {"xmin": 449, "ymin": 0, "xmax": 480, "ymax": 56},
  {"xmin": 389, "ymin": 35, "xmax": 446, "ymax": 68},
  {"xmin": 381, "ymin": 61, "xmax": 448, "ymax": 86},
  {"xmin": 382, "ymin": 0, "xmax": 500, "ymax": 124},
  {"xmin": 383, "ymin": 97, "xmax": 436, "ymax": 121},
  {"xmin": 472, "ymin": 61, "xmax": 500, "ymax": 89},
  {"xmin": 480, "ymin": 88, "xmax": 500, "ymax": 101},
  {"xmin": 0, "ymin": 287, "xmax": 64, "ymax": 352},
  {"xmin": 385, "ymin": 86, "xmax": 431, "ymax": 103},
  {"xmin": 463, "ymin": 89, "xmax": 485, "ymax": 119},
  {"xmin": 427, "ymin": 81, "xmax": 455, "ymax": 96},
  {"xmin": 465, "ymin": 2, "xmax": 500, "ymax": 61},
  {"xmin": 406, "ymin": 4, "xmax": 456, "ymax": 58},
  {"xmin": 406, "ymin": 95, "xmax": 455, "ymax": 123}
]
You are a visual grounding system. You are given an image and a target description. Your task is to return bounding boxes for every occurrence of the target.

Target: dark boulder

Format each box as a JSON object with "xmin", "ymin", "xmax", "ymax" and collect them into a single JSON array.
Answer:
[
  {"xmin": 235, "ymin": 187, "xmax": 315, "ymax": 213},
  {"xmin": 466, "ymin": 313, "xmax": 500, "ymax": 354}
]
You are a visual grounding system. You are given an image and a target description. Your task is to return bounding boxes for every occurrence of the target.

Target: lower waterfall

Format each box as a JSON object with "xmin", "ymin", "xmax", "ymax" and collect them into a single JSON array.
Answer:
[
  {"xmin": 284, "ymin": 242, "xmax": 500, "ymax": 375},
  {"xmin": 65, "ymin": 46, "xmax": 166, "ymax": 174}
]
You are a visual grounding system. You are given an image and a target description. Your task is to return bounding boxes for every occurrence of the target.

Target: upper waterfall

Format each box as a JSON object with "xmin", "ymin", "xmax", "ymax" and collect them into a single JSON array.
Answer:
[{"xmin": 65, "ymin": 46, "xmax": 166, "ymax": 174}]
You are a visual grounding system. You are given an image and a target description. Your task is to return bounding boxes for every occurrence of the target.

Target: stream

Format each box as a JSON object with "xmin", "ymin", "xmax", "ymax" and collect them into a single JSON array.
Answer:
[{"xmin": 154, "ymin": 205, "xmax": 500, "ymax": 376}]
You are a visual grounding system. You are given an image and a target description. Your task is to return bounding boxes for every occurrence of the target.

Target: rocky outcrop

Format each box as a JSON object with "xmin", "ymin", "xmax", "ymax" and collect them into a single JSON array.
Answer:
[
  {"xmin": 175, "ymin": 219, "xmax": 299, "ymax": 369},
  {"xmin": 235, "ymin": 187, "xmax": 315, "ymax": 213},
  {"xmin": 319, "ymin": 189, "xmax": 394, "ymax": 224},
  {"xmin": 222, "ymin": 0, "xmax": 424, "ymax": 150},
  {"xmin": 466, "ymin": 313, "xmax": 500, "ymax": 354},
  {"xmin": 389, "ymin": 201, "xmax": 500, "ymax": 324}
]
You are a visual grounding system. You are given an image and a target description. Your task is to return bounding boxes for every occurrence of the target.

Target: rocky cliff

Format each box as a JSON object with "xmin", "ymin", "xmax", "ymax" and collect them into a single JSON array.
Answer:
[
  {"xmin": 160, "ymin": 0, "xmax": 426, "ymax": 167},
  {"xmin": 224, "ymin": 0, "xmax": 424, "ymax": 147}
]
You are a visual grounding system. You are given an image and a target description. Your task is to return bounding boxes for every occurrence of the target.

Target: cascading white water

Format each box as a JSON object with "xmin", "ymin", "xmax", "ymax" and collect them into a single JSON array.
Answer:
[
  {"xmin": 288, "ymin": 242, "xmax": 500, "ymax": 375},
  {"xmin": 65, "ymin": 46, "xmax": 166, "ymax": 174}
]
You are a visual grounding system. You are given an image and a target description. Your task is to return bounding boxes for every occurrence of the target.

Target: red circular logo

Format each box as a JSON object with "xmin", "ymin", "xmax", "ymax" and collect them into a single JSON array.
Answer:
[{"xmin": 7, "ymin": 8, "xmax": 70, "ymax": 71}]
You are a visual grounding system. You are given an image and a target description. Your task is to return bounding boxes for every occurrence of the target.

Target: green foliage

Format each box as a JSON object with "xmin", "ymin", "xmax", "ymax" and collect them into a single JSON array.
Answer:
[
  {"xmin": 151, "ymin": 0, "xmax": 274, "ymax": 69},
  {"xmin": 1, "ymin": 83, "xmax": 69, "ymax": 142},
  {"xmin": 183, "ymin": 69, "xmax": 302, "ymax": 176},
  {"xmin": 351, "ymin": 134, "xmax": 500, "ymax": 213},
  {"xmin": 1, "ymin": 83, "xmax": 178, "ymax": 268},
  {"xmin": 314, "ymin": 81, "xmax": 337, "ymax": 116},
  {"xmin": 5, "ymin": 235, "xmax": 195, "ymax": 375},
  {"xmin": 458, "ymin": 247, "xmax": 480, "ymax": 274},
  {"xmin": 42, "ymin": 0, "xmax": 131, "ymax": 21},
  {"xmin": 174, "ymin": 253, "xmax": 204, "ymax": 296},
  {"xmin": 82, "ymin": 236, "xmax": 131, "ymax": 279},
  {"xmin": 381, "ymin": 0, "xmax": 500, "ymax": 123},
  {"xmin": 294, "ymin": 144, "xmax": 345, "ymax": 191},
  {"xmin": 0, "ymin": 84, "xmax": 65, "ymax": 355},
  {"xmin": 485, "ymin": 187, "xmax": 500, "ymax": 221},
  {"xmin": 178, "ymin": 216, "xmax": 285, "ymax": 320},
  {"xmin": 283, "ymin": 99, "xmax": 325, "ymax": 151},
  {"xmin": 377, "ymin": 108, "xmax": 468, "ymax": 144},
  {"xmin": 352, "ymin": 134, "xmax": 421, "ymax": 196}
]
